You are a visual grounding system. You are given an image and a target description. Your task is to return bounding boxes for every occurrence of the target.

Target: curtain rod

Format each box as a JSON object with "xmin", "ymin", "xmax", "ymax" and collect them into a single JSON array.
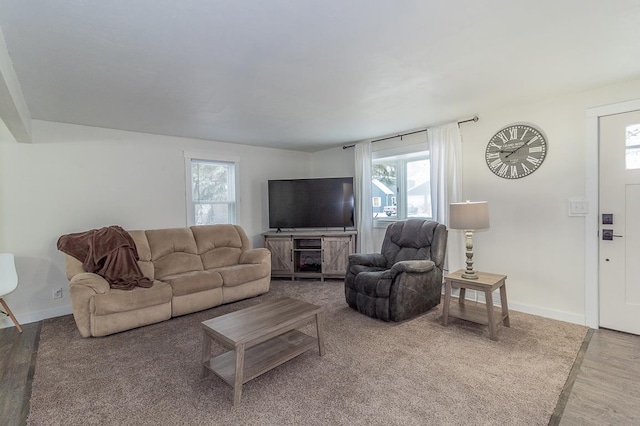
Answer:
[{"xmin": 342, "ymin": 115, "xmax": 479, "ymax": 149}]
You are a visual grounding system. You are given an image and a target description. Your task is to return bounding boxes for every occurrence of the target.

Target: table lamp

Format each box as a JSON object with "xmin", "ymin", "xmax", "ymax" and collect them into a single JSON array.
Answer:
[{"xmin": 449, "ymin": 201, "xmax": 490, "ymax": 279}]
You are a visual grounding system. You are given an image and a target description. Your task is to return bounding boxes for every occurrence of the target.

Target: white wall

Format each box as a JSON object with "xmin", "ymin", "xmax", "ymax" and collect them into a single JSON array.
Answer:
[
  {"xmin": 0, "ymin": 120, "xmax": 311, "ymax": 327},
  {"xmin": 458, "ymin": 77, "xmax": 640, "ymax": 324},
  {"xmin": 310, "ymin": 145, "xmax": 354, "ymax": 178},
  {"xmin": 310, "ymin": 77, "xmax": 640, "ymax": 326}
]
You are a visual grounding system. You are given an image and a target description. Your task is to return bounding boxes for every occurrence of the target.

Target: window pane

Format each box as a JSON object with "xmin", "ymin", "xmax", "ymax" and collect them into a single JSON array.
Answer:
[
  {"xmin": 192, "ymin": 161, "xmax": 232, "ymax": 202},
  {"xmin": 371, "ymin": 150, "xmax": 431, "ymax": 220},
  {"xmin": 626, "ymin": 124, "xmax": 640, "ymax": 170},
  {"xmin": 406, "ymin": 159, "xmax": 431, "ymax": 218},
  {"xmin": 625, "ymin": 124, "xmax": 640, "ymax": 147},
  {"xmin": 188, "ymin": 158, "xmax": 236, "ymax": 226},
  {"xmin": 372, "ymin": 163, "xmax": 397, "ymax": 217},
  {"xmin": 195, "ymin": 204, "xmax": 231, "ymax": 225},
  {"xmin": 627, "ymin": 147, "xmax": 640, "ymax": 170}
]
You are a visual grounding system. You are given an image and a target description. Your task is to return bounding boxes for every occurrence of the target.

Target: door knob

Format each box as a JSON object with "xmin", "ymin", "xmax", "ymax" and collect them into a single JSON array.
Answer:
[{"xmin": 602, "ymin": 229, "xmax": 623, "ymax": 240}]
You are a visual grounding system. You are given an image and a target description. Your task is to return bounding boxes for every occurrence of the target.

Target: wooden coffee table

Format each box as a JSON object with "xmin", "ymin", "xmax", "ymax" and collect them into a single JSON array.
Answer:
[{"xmin": 201, "ymin": 297, "xmax": 325, "ymax": 405}]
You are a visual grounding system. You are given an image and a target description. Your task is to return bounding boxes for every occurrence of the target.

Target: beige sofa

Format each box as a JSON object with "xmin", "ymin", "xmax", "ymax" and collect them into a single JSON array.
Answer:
[{"xmin": 64, "ymin": 225, "xmax": 271, "ymax": 337}]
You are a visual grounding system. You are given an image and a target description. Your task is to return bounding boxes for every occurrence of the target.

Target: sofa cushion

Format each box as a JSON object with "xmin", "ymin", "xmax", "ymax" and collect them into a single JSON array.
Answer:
[
  {"xmin": 129, "ymin": 230, "xmax": 154, "ymax": 279},
  {"xmin": 92, "ymin": 280, "xmax": 172, "ymax": 316},
  {"xmin": 191, "ymin": 225, "xmax": 247, "ymax": 269},
  {"xmin": 146, "ymin": 228, "xmax": 203, "ymax": 279},
  {"xmin": 216, "ymin": 263, "xmax": 271, "ymax": 287},
  {"xmin": 161, "ymin": 270, "xmax": 223, "ymax": 297}
]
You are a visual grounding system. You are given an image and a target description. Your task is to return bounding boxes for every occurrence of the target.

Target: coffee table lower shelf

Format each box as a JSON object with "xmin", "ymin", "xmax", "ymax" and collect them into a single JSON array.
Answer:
[{"xmin": 203, "ymin": 330, "xmax": 316, "ymax": 386}]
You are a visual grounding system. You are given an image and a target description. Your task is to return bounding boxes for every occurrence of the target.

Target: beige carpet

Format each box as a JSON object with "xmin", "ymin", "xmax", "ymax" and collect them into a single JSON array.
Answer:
[{"xmin": 27, "ymin": 280, "xmax": 587, "ymax": 425}]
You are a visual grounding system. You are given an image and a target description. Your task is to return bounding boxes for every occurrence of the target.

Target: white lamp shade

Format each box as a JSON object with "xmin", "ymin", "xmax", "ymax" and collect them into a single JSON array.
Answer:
[
  {"xmin": 0, "ymin": 253, "xmax": 18, "ymax": 296},
  {"xmin": 449, "ymin": 201, "xmax": 490, "ymax": 230}
]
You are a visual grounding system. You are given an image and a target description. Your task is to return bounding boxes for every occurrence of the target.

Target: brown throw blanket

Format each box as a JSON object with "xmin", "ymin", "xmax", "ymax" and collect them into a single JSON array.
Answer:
[{"xmin": 57, "ymin": 226, "xmax": 153, "ymax": 290}]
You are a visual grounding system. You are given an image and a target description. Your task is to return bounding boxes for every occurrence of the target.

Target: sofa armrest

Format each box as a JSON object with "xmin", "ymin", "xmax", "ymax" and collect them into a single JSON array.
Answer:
[
  {"xmin": 68, "ymin": 273, "xmax": 110, "ymax": 337},
  {"xmin": 348, "ymin": 253, "xmax": 387, "ymax": 268},
  {"xmin": 70, "ymin": 272, "xmax": 110, "ymax": 294},
  {"xmin": 239, "ymin": 248, "xmax": 271, "ymax": 265},
  {"xmin": 390, "ymin": 260, "xmax": 435, "ymax": 275}
]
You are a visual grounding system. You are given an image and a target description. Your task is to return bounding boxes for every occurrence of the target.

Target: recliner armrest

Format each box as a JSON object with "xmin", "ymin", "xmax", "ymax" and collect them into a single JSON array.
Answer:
[
  {"xmin": 348, "ymin": 253, "xmax": 387, "ymax": 268},
  {"xmin": 390, "ymin": 260, "xmax": 435, "ymax": 275},
  {"xmin": 239, "ymin": 248, "xmax": 271, "ymax": 265}
]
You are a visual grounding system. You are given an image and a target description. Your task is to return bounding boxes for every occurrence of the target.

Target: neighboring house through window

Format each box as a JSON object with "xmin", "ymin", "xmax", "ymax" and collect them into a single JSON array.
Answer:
[
  {"xmin": 184, "ymin": 153, "xmax": 239, "ymax": 226},
  {"xmin": 372, "ymin": 146, "xmax": 432, "ymax": 221}
]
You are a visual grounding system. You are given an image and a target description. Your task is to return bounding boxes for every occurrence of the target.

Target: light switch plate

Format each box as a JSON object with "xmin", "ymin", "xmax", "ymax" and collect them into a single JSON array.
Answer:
[{"xmin": 568, "ymin": 197, "xmax": 588, "ymax": 216}]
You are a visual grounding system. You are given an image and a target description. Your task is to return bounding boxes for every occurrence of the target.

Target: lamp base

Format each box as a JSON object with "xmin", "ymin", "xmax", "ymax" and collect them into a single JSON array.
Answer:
[
  {"xmin": 461, "ymin": 271, "xmax": 479, "ymax": 280},
  {"xmin": 462, "ymin": 230, "xmax": 479, "ymax": 280}
]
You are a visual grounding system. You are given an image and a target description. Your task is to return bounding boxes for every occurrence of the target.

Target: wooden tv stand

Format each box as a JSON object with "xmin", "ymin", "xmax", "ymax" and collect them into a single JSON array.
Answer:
[{"xmin": 262, "ymin": 230, "xmax": 356, "ymax": 280}]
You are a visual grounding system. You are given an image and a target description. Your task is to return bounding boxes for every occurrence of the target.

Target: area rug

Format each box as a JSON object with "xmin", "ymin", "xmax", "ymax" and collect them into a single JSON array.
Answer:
[{"xmin": 27, "ymin": 280, "xmax": 587, "ymax": 425}]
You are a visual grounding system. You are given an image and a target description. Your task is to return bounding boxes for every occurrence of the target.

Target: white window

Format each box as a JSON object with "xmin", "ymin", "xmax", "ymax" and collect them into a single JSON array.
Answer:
[
  {"xmin": 626, "ymin": 123, "xmax": 640, "ymax": 170},
  {"xmin": 185, "ymin": 153, "xmax": 239, "ymax": 226},
  {"xmin": 372, "ymin": 149, "xmax": 431, "ymax": 221}
]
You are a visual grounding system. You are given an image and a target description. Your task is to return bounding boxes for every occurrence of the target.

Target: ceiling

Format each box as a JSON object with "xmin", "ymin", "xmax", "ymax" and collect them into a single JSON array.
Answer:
[{"xmin": 1, "ymin": 0, "xmax": 640, "ymax": 152}]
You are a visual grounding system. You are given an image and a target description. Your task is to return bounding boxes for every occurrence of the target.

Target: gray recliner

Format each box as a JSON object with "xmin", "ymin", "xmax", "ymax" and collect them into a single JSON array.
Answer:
[{"xmin": 345, "ymin": 219, "xmax": 448, "ymax": 322}]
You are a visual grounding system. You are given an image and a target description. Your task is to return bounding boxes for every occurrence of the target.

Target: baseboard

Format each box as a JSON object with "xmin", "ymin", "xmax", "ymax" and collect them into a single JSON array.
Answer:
[
  {"xmin": 507, "ymin": 302, "xmax": 585, "ymax": 326},
  {"xmin": 0, "ymin": 304, "xmax": 73, "ymax": 330}
]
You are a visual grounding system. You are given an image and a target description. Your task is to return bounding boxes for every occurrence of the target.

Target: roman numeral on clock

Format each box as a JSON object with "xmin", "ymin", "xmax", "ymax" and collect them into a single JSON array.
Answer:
[
  {"xmin": 526, "ymin": 156, "xmax": 541, "ymax": 165},
  {"xmin": 497, "ymin": 132, "xmax": 509, "ymax": 143},
  {"xmin": 490, "ymin": 158, "xmax": 502, "ymax": 169}
]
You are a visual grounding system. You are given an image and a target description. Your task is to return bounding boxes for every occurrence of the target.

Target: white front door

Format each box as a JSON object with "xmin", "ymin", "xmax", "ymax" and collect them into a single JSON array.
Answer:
[{"xmin": 599, "ymin": 110, "xmax": 640, "ymax": 335}]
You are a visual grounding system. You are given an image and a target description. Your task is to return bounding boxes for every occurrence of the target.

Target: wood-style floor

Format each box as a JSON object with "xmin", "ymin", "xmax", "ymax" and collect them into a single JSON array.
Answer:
[
  {"xmin": 0, "ymin": 321, "xmax": 40, "ymax": 426},
  {"xmin": 1, "ymin": 322, "xmax": 638, "ymax": 425},
  {"xmin": 553, "ymin": 328, "xmax": 640, "ymax": 425}
]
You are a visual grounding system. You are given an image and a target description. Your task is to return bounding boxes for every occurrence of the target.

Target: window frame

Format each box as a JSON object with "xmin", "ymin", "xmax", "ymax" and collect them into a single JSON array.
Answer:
[
  {"xmin": 372, "ymin": 145, "xmax": 431, "ymax": 225},
  {"xmin": 184, "ymin": 152, "xmax": 240, "ymax": 226}
]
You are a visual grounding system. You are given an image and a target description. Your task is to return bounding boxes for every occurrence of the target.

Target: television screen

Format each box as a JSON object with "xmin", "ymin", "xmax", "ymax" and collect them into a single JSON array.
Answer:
[{"xmin": 268, "ymin": 177, "xmax": 355, "ymax": 229}]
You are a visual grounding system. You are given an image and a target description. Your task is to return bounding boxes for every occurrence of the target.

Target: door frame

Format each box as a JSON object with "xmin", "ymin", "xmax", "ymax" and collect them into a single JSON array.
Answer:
[{"xmin": 585, "ymin": 98, "xmax": 640, "ymax": 328}]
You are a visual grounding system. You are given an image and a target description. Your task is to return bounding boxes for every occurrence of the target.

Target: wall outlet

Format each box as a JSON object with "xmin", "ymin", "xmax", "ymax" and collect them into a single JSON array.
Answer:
[{"xmin": 53, "ymin": 288, "xmax": 63, "ymax": 299}]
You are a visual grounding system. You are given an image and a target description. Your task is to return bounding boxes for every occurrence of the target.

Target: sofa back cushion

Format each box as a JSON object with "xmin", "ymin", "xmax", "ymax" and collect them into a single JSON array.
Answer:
[
  {"xmin": 146, "ymin": 228, "xmax": 203, "ymax": 279},
  {"xmin": 128, "ymin": 230, "xmax": 155, "ymax": 280},
  {"xmin": 191, "ymin": 225, "xmax": 248, "ymax": 269}
]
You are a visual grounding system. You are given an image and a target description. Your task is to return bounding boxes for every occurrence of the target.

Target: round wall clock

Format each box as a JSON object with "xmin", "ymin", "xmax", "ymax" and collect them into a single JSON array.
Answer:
[{"xmin": 485, "ymin": 124, "xmax": 548, "ymax": 179}]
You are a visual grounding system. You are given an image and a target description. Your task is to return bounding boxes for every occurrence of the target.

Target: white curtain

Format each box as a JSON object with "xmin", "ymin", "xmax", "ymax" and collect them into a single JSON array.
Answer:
[
  {"xmin": 428, "ymin": 122, "xmax": 464, "ymax": 273},
  {"xmin": 355, "ymin": 141, "xmax": 375, "ymax": 253}
]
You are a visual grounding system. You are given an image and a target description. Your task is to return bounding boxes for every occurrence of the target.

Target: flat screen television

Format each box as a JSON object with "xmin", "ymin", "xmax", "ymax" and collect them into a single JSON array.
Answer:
[{"xmin": 268, "ymin": 177, "xmax": 355, "ymax": 229}]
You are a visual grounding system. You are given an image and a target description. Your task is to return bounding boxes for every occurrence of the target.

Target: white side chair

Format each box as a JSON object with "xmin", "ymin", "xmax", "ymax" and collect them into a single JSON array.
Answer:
[{"xmin": 0, "ymin": 253, "xmax": 22, "ymax": 333}]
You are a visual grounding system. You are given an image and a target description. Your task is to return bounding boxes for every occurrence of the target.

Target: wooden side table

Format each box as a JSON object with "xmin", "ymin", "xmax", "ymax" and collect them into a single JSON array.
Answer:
[{"xmin": 442, "ymin": 269, "xmax": 510, "ymax": 341}]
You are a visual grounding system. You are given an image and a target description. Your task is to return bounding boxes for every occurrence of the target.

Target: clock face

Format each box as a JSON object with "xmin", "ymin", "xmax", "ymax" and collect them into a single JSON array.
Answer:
[{"xmin": 485, "ymin": 124, "xmax": 547, "ymax": 179}]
